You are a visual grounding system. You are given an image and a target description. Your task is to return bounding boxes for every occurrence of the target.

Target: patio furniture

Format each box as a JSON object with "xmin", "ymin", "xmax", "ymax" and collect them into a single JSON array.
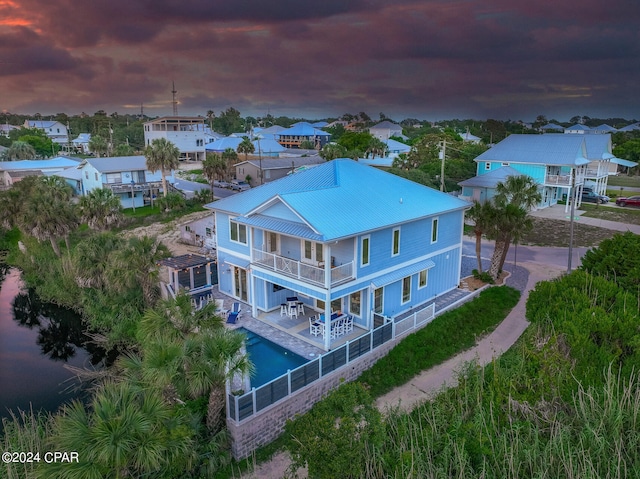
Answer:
[
  {"xmin": 226, "ymin": 302, "xmax": 241, "ymax": 324},
  {"xmin": 297, "ymin": 302, "xmax": 305, "ymax": 315},
  {"xmin": 309, "ymin": 316, "xmax": 322, "ymax": 336},
  {"xmin": 345, "ymin": 315, "xmax": 354, "ymax": 334},
  {"xmin": 280, "ymin": 303, "xmax": 288, "ymax": 316},
  {"xmin": 215, "ymin": 299, "xmax": 228, "ymax": 319},
  {"xmin": 288, "ymin": 304, "xmax": 298, "ymax": 318}
]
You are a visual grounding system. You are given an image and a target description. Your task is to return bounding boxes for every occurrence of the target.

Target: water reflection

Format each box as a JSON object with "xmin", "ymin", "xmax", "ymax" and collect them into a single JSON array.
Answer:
[{"xmin": 0, "ymin": 267, "xmax": 116, "ymax": 419}]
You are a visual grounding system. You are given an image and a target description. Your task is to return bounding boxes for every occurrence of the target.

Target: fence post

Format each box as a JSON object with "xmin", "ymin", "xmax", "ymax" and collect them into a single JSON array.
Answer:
[
  {"xmin": 319, "ymin": 354, "xmax": 323, "ymax": 378},
  {"xmin": 252, "ymin": 388, "xmax": 257, "ymax": 417},
  {"xmin": 287, "ymin": 370, "xmax": 292, "ymax": 395}
]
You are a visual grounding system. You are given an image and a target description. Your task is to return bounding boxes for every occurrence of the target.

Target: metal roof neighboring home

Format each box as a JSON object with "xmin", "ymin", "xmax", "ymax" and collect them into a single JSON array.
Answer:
[
  {"xmin": 254, "ymin": 125, "xmax": 286, "ymax": 135},
  {"xmin": 0, "ymin": 156, "xmax": 81, "ymax": 172},
  {"xmin": 234, "ymin": 156, "xmax": 323, "ymax": 171},
  {"xmin": 253, "ymin": 138, "xmax": 286, "ymax": 155},
  {"xmin": 619, "ymin": 123, "xmax": 640, "ymax": 132},
  {"xmin": 205, "ymin": 137, "xmax": 243, "ymax": 152},
  {"xmin": 458, "ymin": 166, "xmax": 522, "ymax": 188},
  {"xmin": 80, "ymin": 155, "xmax": 148, "ymax": 173},
  {"xmin": 277, "ymin": 124, "xmax": 330, "ymax": 137},
  {"xmin": 540, "ymin": 123, "xmax": 564, "ymax": 131},
  {"xmin": 564, "ymin": 124, "xmax": 591, "ymax": 133},
  {"xmin": 207, "ymin": 158, "xmax": 469, "ymax": 242},
  {"xmin": 473, "ymin": 134, "xmax": 590, "ymax": 166},
  {"xmin": 592, "ymin": 124, "xmax": 617, "ymax": 132}
]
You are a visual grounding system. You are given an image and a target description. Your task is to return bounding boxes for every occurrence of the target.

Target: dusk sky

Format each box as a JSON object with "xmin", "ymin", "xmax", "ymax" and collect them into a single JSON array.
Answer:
[{"xmin": 1, "ymin": 0, "xmax": 638, "ymax": 122}]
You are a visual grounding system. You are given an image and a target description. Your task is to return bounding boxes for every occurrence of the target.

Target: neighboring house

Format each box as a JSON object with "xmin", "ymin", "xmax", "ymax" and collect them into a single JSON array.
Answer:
[
  {"xmin": 49, "ymin": 166, "xmax": 84, "ymax": 195},
  {"xmin": 77, "ymin": 156, "xmax": 174, "ymax": 208},
  {"xmin": 564, "ymin": 124, "xmax": 591, "ymax": 134},
  {"xmin": 540, "ymin": 123, "xmax": 564, "ymax": 133},
  {"xmin": 71, "ymin": 133, "xmax": 91, "ymax": 153},
  {"xmin": 253, "ymin": 138, "xmax": 286, "ymax": 157},
  {"xmin": 0, "ymin": 156, "xmax": 81, "ymax": 190},
  {"xmin": 143, "ymin": 116, "xmax": 206, "ymax": 161},
  {"xmin": 180, "ymin": 213, "xmax": 216, "ymax": 249},
  {"xmin": 460, "ymin": 131, "xmax": 481, "ymax": 144},
  {"xmin": 358, "ymin": 138, "xmax": 411, "ymax": 168},
  {"xmin": 23, "ymin": 120, "xmax": 69, "ymax": 144},
  {"xmin": 234, "ymin": 155, "xmax": 324, "ymax": 186},
  {"xmin": 369, "ymin": 121, "xmax": 405, "ymax": 141},
  {"xmin": 205, "ymin": 136, "xmax": 243, "ymax": 153},
  {"xmin": 276, "ymin": 123, "xmax": 330, "ymax": 149},
  {"xmin": 0, "ymin": 124, "xmax": 18, "ymax": 137},
  {"xmin": 592, "ymin": 124, "xmax": 617, "ymax": 133},
  {"xmin": 619, "ymin": 122, "xmax": 640, "ymax": 132},
  {"xmin": 206, "ymin": 158, "xmax": 470, "ymax": 351},
  {"xmin": 459, "ymin": 135, "xmax": 592, "ymax": 210}
]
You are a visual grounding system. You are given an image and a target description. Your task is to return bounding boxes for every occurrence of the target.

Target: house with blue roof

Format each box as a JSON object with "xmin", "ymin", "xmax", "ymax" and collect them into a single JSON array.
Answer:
[
  {"xmin": 276, "ymin": 123, "xmax": 330, "ymax": 149},
  {"xmin": 206, "ymin": 159, "xmax": 470, "ymax": 350},
  {"xmin": 459, "ymin": 134, "xmax": 623, "ymax": 211},
  {"xmin": 24, "ymin": 120, "xmax": 69, "ymax": 144},
  {"xmin": 77, "ymin": 156, "xmax": 174, "ymax": 208}
]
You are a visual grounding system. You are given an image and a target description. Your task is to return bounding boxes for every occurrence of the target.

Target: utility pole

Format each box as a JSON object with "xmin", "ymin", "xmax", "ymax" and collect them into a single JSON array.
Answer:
[
  {"xmin": 440, "ymin": 138, "xmax": 446, "ymax": 192},
  {"xmin": 567, "ymin": 168, "xmax": 576, "ymax": 273}
]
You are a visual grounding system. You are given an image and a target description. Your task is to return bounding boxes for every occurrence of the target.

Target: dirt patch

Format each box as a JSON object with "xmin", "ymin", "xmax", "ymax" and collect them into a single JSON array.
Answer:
[
  {"xmin": 122, "ymin": 210, "xmax": 211, "ymax": 257},
  {"xmin": 520, "ymin": 217, "xmax": 616, "ymax": 248},
  {"xmin": 459, "ymin": 275, "xmax": 487, "ymax": 291}
]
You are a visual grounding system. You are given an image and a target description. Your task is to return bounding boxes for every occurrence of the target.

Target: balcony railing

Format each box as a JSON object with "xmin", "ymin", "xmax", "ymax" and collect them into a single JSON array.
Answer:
[
  {"xmin": 252, "ymin": 249, "xmax": 354, "ymax": 287},
  {"xmin": 544, "ymin": 174, "xmax": 584, "ymax": 186},
  {"xmin": 109, "ymin": 181, "xmax": 161, "ymax": 193}
]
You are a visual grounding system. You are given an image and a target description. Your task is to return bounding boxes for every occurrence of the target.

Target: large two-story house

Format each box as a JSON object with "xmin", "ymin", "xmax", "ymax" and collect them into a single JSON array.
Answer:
[
  {"xmin": 143, "ymin": 116, "xmax": 206, "ymax": 162},
  {"xmin": 207, "ymin": 159, "xmax": 470, "ymax": 350},
  {"xmin": 77, "ymin": 156, "xmax": 174, "ymax": 208},
  {"xmin": 459, "ymin": 134, "xmax": 620, "ymax": 211},
  {"xmin": 24, "ymin": 120, "xmax": 69, "ymax": 145}
]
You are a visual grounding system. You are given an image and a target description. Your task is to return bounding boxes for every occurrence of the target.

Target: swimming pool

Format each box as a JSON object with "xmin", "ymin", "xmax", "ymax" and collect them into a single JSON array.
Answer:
[{"xmin": 237, "ymin": 328, "xmax": 309, "ymax": 388}]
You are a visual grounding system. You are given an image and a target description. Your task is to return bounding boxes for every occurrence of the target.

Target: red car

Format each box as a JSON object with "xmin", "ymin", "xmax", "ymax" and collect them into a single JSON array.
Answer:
[{"xmin": 616, "ymin": 196, "xmax": 640, "ymax": 207}]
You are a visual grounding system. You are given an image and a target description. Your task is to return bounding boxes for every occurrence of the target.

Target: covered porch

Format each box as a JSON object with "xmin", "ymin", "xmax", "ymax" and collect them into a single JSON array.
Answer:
[{"xmin": 159, "ymin": 254, "xmax": 218, "ymax": 299}]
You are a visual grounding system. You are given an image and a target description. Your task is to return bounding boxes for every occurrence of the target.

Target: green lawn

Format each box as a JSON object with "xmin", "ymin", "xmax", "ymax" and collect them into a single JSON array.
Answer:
[{"xmin": 606, "ymin": 176, "xmax": 640, "ymax": 187}]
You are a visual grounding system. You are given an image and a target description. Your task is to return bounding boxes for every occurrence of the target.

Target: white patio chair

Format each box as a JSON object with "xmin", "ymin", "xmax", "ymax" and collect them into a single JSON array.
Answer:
[
  {"xmin": 288, "ymin": 304, "xmax": 298, "ymax": 319},
  {"xmin": 309, "ymin": 316, "xmax": 321, "ymax": 337},
  {"xmin": 297, "ymin": 302, "xmax": 305, "ymax": 315},
  {"xmin": 280, "ymin": 303, "xmax": 288, "ymax": 316},
  {"xmin": 345, "ymin": 315, "xmax": 354, "ymax": 334}
]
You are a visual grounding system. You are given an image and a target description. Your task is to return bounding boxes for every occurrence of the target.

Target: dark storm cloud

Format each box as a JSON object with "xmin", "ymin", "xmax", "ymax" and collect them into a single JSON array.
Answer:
[{"xmin": 1, "ymin": 0, "xmax": 639, "ymax": 120}]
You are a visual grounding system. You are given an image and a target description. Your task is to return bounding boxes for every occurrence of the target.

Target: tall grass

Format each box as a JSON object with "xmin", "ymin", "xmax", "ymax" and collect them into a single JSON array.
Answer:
[
  {"xmin": 1, "ymin": 409, "xmax": 52, "ymax": 479},
  {"xmin": 365, "ymin": 365, "xmax": 640, "ymax": 478}
]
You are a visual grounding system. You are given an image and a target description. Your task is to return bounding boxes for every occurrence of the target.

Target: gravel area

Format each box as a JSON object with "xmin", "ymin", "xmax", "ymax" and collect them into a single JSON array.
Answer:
[{"xmin": 461, "ymin": 255, "xmax": 530, "ymax": 294}]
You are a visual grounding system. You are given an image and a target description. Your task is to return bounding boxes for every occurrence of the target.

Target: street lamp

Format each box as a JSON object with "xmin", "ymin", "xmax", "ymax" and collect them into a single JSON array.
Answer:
[{"xmin": 130, "ymin": 180, "xmax": 136, "ymax": 212}]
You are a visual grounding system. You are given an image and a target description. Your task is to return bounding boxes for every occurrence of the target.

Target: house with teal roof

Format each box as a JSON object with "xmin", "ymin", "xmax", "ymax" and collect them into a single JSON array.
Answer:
[
  {"xmin": 459, "ymin": 134, "xmax": 625, "ymax": 211},
  {"xmin": 206, "ymin": 159, "xmax": 470, "ymax": 350}
]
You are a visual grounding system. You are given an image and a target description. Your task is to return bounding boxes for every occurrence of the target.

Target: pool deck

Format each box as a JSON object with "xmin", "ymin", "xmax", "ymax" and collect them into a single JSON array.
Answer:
[{"xmin": 205, "ymin": 283, "xmax": 476, "ymax": 359}]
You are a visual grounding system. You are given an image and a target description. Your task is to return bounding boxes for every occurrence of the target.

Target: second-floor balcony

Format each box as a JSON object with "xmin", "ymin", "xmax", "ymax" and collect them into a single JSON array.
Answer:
[
  {"xmin": 109, "ymin": 181, "xmax": 162, "ymax": 194},
  {"xmin": 252, "ymin": 249, "xmax": 354, "ymax": 287},
  {"xmin": 544, "ymin": 174, "xmax": 584, "ymax": 186}
]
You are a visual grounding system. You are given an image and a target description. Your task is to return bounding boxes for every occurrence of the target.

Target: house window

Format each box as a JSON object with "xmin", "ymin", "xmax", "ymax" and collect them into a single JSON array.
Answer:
[
  {"xmin": 265, "ymin": 170, "xmax": 271, "ymax": 179},
  {"xmin": 230, "ymin": 221, "xmax": 247, "ymax": 244},
  {"xmin": 419, "ymin": 269, "xmax": 428, "ymax": 289},
  {"xmin": 374, "ymin": 287, "xmax": 383, "ymax": 314},
  {"xmin": 94, "ymin": 172, "xmax": 98, "ymax": 181},
  {"xmin": 402, "ymin": 276, "xmax": 411, "ymax": 304},
  {"xmin": 196, "ymin": 139, "xmax": 203, "ymax": 146},
  {"xmin": 431, "ymin": 218, "xmax": 439, "ymax": 244},
  {"xmin": 485, "ymin": 162, "xmax": 491, "ymax": 170},
  {"xmin": 349, "ymin": 291, "xmax": 361, "ymax": 316},
  {"xmin": 501, "ymin": 162, "xmax": 510, "ymax": 166},
  {"xmin": 303, "ymin": 240, "xmax": 323, "ymax": 264},
  {"xmin": 317, "ymin": 298, "xmax": 342, "ymax": 312},
  {"xmin": 361, "ymin": 236, "xmax": 370, "ymax": 266},
  {"xmin": 105, "ymin": 173, "xmax": 122, "ymax": 184},
  {"xmin": 205, "ymin": 227, "xmax": 212, "ymax": 237},
  {"xmin": 392, "ymin": 228, "xmax": 400, "ymax": 256},
  {"xmin": 85, "ymin": 172, "xmax": 88, "ymax": 179}
]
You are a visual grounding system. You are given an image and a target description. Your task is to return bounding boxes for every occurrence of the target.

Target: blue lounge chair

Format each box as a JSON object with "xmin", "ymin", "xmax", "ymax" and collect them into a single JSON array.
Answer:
[{"xmin": 226, "ymin": 302, "xmax": 241, "ymax": 324}]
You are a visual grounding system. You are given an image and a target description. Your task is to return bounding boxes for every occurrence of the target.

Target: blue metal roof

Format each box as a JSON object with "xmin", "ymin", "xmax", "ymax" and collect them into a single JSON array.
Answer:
[
  {"xmin": 236, "ymin": 215, "xmax": 324, "ymax": 241},
  {"xmin": 277, "ymin": 124, "xmax": 330, "ymax": 137},
  {"xmin": 205, "ymin": 137, "xmax": 242, "ymax": 152},
  {"xmin": 458, "ymin": 166, "xmax": 522, "ymax": 188},
  {"xmin": 371, "ymin": 259, "xmax": 435, "ymax": 288},
  {"xmin": 0, "ymin": 157, "xmax": 80, "ymax": 170},
  {"xmin": 207, "ymin": 159, "xmax": 469, "ymax": 241},
  {"xmin": 474, "ymin": 135, "xmax": 589, "ymax": 166}
]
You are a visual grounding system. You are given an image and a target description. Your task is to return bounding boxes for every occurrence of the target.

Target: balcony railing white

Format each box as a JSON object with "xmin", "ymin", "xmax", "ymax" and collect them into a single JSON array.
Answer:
[
  {"xmin": 544, "ymin": 174, "xmax": 584, "ymax": 186},
  {"xmin": 252, "ymin": 249, "xmax": 354, "ymax": 286}
]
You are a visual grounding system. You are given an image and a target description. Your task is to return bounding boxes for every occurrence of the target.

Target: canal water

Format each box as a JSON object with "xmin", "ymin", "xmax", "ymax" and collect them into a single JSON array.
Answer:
[{"xmin": 0, "ymin": 267, "xmax": 109, "ymax": 422}]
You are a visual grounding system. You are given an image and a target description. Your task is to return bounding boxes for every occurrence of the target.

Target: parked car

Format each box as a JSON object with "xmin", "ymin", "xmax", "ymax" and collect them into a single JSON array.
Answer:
[
  {"xmin": 581, "ymin": 191, "xmax": 604, "ymax": 203},
  {"xmin": 213, "ymin": 179, "xmax": 229, "ymax": 188},
  {"xmin": 230, "ymin": 180, "xmax": 251, "ymax": 191},
  {"xmin": 582, "ymin": 187, "xmax": 609, "ymax": 202},
  {"xmin": 615, "ymin": 196, "xmax": 640, "ymax": 207}
]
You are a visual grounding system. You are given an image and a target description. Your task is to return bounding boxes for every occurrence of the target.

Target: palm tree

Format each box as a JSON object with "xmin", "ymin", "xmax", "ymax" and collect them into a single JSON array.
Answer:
[
  {"xmin": 494, "ymin": 174, "xmax": 541, "ymax": 210},
  {"xmin": 6, "ymin": 140, "xmax": 36, "ymax": 160},
  {"xmin": 145, "ymin": 138, "xmax": 181, "ymax": 197},
  {"xmin": 134, "ymin": 294, "xmax": 253, "ymax": 433},
  {"xmin": 89, "ymin": 134, "xmax": 108, "ymax": 157},
  {"xmin": 237, "ymin": 136, "xmax": 255, "ymax": 161},
  {"xmin": 19, "ymin": 177, "xmax": 77, "ymax": 256},
  {"xmin": 73, "ymin": 232, "xmax": 124, "ymax": 289},
  {"xmin": 466, "ymin": 200, "xmax": 497, "ymax": 273},
  {"xmin": 319, "ymin": 143, "xmax": 347, "ymax": 161},
  {"xmin": 106, "ymin": 235, "xmax": 171, "ymax": 307},
  {"xmin": 78, "ymin": 188, "xmax": 124, "ymax": 231},
  {"xmin": 46, "ymin": 381, "xmax": 196, "ymax": 478},
  {"xmin": 221, "ymin": 148, "xmax": 239, "ymax": 180},
  {"xmin": 202, "ymin": 153, "xmax": 226, "ymax": 201},
  {"xmin": 366, "ymin": 137, "xmax": 387, "ymax": 159}
]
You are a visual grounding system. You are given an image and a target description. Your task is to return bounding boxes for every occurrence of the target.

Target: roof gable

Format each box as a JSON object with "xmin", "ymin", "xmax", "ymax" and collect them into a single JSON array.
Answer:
[{"xmin": 473, "ymin": 135, "xmax": 589, "ymax": 166}]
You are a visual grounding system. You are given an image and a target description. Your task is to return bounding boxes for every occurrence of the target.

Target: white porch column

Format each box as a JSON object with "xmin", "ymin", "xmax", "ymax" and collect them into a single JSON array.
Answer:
[{"xmin": 323, "ymin": 244, "xmax": 332, "ymax": 350}]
